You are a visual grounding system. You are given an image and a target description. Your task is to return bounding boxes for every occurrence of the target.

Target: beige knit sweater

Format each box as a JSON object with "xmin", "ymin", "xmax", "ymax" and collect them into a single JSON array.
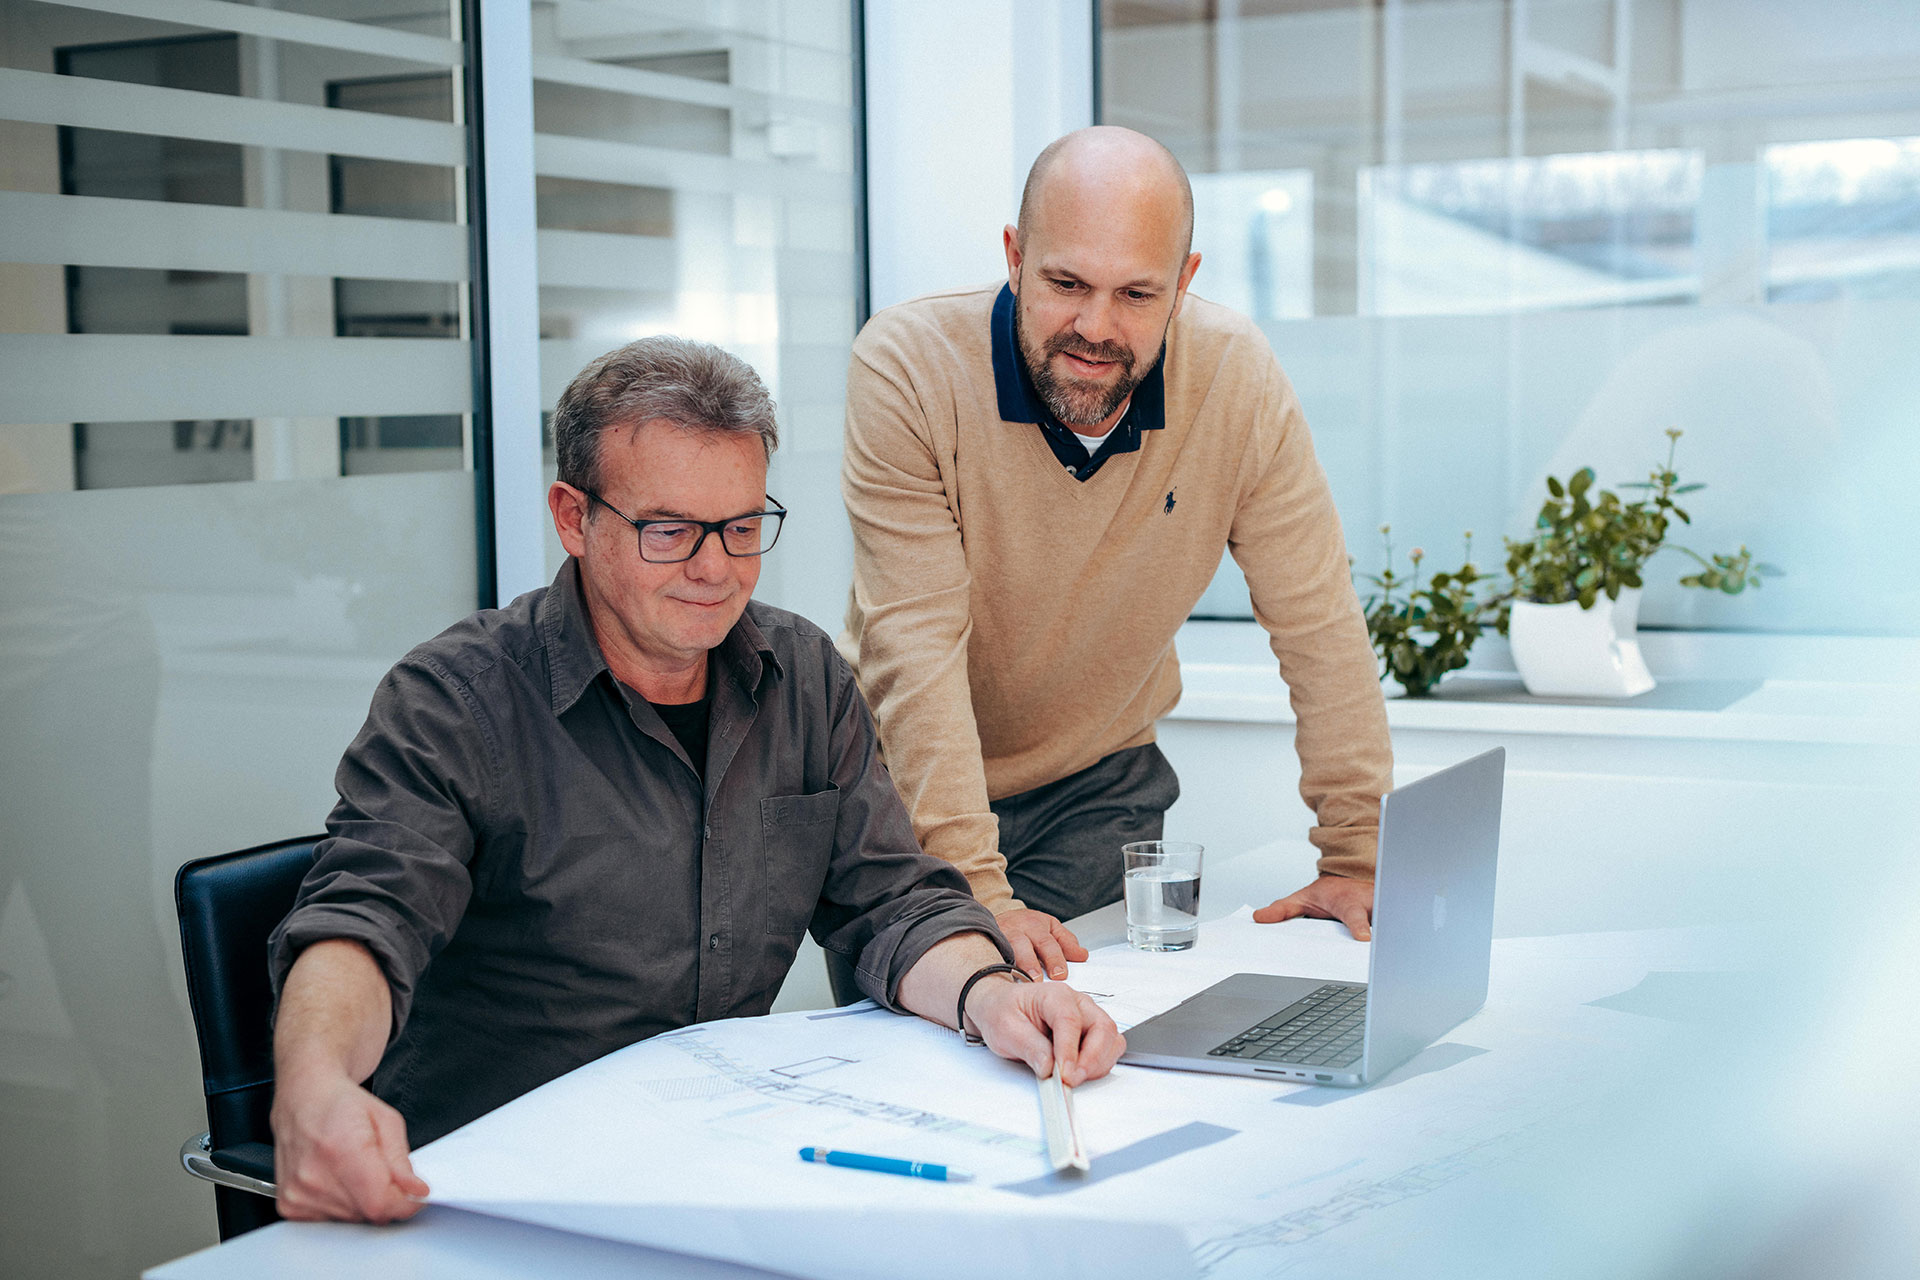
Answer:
[{"xmin": 839, "ymin": 284, "xmax": 1392, "ymax": 913}]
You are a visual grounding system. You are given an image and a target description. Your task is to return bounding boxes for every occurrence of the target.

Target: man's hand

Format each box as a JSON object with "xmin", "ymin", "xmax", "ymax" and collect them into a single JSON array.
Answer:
[
  {"xmin": 1253, "ymin": 875, "xmax": 1375, "ymax": 941},
  {"xmin": 271, "ymin": 1067, "xmax": 428, "ymax": 1223},
  {"xmin": 963, "ymin": 977, "xmax": 1123, "ymax": 1086},
  {"xmin": 994, "ymin": 907, "xmax": 1089, "ymax": 980}
]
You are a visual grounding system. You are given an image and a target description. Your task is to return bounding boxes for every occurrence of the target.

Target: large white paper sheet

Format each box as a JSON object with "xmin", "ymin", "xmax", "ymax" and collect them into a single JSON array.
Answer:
[
  {"xmin": 417, "ymin": 1004, "xmax": 1202, "ymax": 1279},
  {"xmin": 413, "ymin": 911, "xmax": 1728, "ymax": 1280}
]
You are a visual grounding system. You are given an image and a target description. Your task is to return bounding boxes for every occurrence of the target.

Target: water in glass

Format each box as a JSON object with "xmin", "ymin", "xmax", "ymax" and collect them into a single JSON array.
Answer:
[{"xmin": 1125, "ymin": 865, "xmax": 1201, "ymax": 951}]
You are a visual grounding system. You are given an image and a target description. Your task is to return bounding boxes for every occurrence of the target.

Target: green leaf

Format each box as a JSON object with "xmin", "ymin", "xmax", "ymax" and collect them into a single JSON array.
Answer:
[
  {"xmin": 1672, "ymin": 482, "xmax": 1706, "ymax": 493},
  {"xmin": 1546, "ymin": 475, "xmax": 1565, "ymax": 498},
  {"xmin": 1569, "ymin": 468, "xmax": 1594, "ymax": 497}
]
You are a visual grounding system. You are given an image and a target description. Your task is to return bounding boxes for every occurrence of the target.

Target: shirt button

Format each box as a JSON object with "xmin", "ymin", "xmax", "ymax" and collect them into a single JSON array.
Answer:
[
  {"xmin": 708, "ymin": 933, "xmax": 720, "ymax": 950},
  {"xmin": 702, "ymin": 824, "xmax": 711, "ymax": 840}
]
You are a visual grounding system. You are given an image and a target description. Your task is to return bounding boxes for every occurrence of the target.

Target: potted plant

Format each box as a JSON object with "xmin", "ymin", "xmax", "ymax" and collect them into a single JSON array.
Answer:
[
  {"xmin": 1356, "ymin": 528, "xmax": 1500, "ymax": 697},
  {"xmin": 1501, "ymin": 429, "xmax": 1776, "ymax": 697}
]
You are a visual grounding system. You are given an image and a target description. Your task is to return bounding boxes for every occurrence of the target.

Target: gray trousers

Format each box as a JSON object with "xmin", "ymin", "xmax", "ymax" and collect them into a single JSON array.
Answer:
[{"xmin": 825, "ymin": 743, "xmax": 1180, "ymax": 1005}]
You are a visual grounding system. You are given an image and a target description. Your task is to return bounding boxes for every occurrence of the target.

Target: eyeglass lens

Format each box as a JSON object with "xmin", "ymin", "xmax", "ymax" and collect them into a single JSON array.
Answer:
[{"xmin": 639, "ymin": 512, "xmax": 782, "ymax": 563}]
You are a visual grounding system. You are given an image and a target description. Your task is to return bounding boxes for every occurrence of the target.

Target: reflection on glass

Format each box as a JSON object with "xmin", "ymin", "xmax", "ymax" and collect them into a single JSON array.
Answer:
[
  {"xmin": 1100, "ymin": 1, "xmax": 1920, "ymax": 635},
  {"xmin": 1, "ymin": 0, "xmax": 472, "ymax": 492},
  {"xmin": 1765, "ymin": 136, "xmax": 1920, "ymax": 302},
  {"xmin": 525, "ymin": 1, "xmax": 864, "ymax": 630},
  {"xmin": 1361, "ymin": 150, "xmax": 1702, "ymax": 316},
  {"xmin": 0, "ymin": 3, "xmax": 484, "ymax": 1276},
  {"xmin": 1191, "ymin": 170, "xmax": 1312, "ymax": 322}
]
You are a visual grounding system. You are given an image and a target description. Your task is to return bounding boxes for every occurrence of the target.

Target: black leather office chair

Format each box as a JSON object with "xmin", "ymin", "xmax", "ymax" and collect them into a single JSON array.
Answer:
[{"xmin": 174, "ymin": 835, "xmax": 321, "ymax": 1240}]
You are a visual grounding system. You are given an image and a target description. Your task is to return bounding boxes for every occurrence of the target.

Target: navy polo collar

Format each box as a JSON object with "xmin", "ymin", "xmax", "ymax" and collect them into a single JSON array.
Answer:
[{"xmin": 990, "ymin": 283, "xmax": 1166, "ymax": 482}]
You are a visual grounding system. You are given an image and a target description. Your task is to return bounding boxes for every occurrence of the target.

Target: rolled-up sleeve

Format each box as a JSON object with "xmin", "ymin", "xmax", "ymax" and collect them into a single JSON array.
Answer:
[
  {"xmin": 267, "ymin": 654, "xmax": 497, "ymax": 1043},
  {"xmin": 808, "ymin": 646, "xmax": 1009, "ymax": 1009}
]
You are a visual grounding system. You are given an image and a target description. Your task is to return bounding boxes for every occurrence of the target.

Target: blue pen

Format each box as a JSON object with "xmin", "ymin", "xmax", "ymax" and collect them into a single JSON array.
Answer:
[{"xmin": 798, "ymin": 1146, "xmax": 974, "ymax": 1182}]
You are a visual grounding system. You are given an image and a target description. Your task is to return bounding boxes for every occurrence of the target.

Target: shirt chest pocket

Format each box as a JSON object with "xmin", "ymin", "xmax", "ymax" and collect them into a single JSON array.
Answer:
[{"xmin": 759, "ymin": 786, "xmax": 840, "ymax": 935}]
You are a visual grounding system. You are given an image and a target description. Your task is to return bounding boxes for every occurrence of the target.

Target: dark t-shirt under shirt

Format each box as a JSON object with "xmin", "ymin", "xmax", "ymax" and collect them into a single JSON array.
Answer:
[{"xmin": 647, "ymin": 679, "xmax": 712, "ymax": 780}]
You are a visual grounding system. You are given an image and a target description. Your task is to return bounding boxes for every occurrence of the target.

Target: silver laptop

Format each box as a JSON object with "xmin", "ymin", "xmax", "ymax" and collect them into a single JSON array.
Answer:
[{"xmin": 1119, "ymin": 747, "xmax": 1504, "ymax": 1087}]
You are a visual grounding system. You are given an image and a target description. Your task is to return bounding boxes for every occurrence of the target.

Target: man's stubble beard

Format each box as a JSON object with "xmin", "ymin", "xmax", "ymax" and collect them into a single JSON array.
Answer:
[{"xmin": 1014, "ymin": 301, "xmax": 1155, "ymax": 428}]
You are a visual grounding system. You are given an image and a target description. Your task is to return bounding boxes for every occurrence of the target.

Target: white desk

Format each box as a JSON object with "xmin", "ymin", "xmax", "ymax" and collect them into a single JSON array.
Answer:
[{"xmin": 145, "ymin": 848, "xmax": 1735, "ymax": 1280}]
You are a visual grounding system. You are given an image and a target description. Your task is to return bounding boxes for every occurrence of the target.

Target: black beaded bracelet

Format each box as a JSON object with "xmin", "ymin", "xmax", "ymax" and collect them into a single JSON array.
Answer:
[{"xmin": 956, "ymin": 962, "xmax": 1032, "ymax": 1046}]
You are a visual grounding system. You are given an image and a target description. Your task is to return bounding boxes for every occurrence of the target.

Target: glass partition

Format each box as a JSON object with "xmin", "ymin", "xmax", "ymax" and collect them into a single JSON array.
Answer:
[
  {"xmin": 1102, "ymin": 0, "xmax": 1920, "ymax": 635},
  {"xmin": 0, "ymin": 0, "xmax": 481, "ymax": 1273},
  {"xmin": 525, "ymin": 0, "xmax": 863, "ymax": 628}
]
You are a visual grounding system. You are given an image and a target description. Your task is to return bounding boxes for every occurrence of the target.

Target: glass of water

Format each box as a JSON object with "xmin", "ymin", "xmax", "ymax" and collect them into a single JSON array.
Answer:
[{"xmin": 1122, "ymin": 841, "xmax": 1204, "ymax": 951}]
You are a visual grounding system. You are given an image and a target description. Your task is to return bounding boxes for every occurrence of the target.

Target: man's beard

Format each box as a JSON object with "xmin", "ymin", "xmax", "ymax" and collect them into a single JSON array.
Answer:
[{"xmin": 1015, "ymin": 305, "xmax": 1149, "ymax": 427}]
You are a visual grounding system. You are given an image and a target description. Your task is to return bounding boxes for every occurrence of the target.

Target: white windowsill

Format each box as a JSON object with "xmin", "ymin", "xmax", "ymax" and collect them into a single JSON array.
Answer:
[{"xmin": 1170, "ymin": 621, "xmax": 1920, "ymax": 748}]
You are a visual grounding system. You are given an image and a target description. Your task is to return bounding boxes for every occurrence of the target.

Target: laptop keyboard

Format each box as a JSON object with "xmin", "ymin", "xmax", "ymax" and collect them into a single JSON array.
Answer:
[{"xmin": 1207, "ymin": 982, "xmax": 1367, "ymax": 1067}]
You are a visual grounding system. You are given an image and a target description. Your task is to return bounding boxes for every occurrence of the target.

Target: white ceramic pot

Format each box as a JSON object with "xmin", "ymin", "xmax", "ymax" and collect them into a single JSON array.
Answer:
[{"xmin": 1508, "ymin": 586, "xmax": 1656, "ymax": 698}]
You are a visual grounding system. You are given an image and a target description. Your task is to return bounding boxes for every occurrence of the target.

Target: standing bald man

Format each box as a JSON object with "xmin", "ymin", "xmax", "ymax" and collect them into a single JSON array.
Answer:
[{"xmin": 835, "ymin": 127, "xmax": 1392, "ymax": 987}]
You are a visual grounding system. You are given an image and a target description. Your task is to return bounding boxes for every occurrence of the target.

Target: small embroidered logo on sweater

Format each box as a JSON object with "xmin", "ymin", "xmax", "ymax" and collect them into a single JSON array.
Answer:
[{"xmin": 1164, "ymin": 488, "xmax": 1178, "ymax": 514}]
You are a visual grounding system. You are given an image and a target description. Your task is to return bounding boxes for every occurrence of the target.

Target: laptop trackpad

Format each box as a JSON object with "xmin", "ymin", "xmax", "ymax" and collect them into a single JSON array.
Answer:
[{"xmin": 1125, "ymin": 974, "xmax": 1332, "ymax": 1055}]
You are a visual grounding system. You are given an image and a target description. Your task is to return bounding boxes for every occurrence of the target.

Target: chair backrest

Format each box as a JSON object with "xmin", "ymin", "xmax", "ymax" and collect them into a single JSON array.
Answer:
[{"xmin": 174, "ymin": 835, "xmax": 321, "ymax": 1237}]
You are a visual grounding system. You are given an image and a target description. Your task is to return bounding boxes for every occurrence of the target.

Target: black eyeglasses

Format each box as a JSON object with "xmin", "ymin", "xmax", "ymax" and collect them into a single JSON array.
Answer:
[{"xmin": 582, "ymin": 489, "xmax": 787, "ymax": 564}]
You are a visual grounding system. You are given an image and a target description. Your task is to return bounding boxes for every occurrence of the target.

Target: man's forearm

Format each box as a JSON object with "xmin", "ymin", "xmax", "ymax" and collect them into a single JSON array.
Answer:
[
  {"xmin": 895, "ymin": 931, "xmax": 1014, "ymax": 1033},
  {"xmin": 274, "ymin": 938, "xmax": 394, "ymax": 1088},
  {"xmin": 270, "ymin": 938, "xmax": 427, "ymax": 1224},
  {"xmin": 895, "ymin": 929, "xmax": 1123, "ymax": 1087}
]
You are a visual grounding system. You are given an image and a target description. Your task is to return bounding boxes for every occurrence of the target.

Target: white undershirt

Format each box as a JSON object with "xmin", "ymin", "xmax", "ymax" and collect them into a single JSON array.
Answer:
[{"xmin": 1071, "ymin": 429, "xmax": 1111, "ymax": 456}]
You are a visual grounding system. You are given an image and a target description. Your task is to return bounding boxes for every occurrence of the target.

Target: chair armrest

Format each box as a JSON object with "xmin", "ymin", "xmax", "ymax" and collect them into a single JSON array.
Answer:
[
  {"xmin": 212, "ymin": 1141, "xmax": 277, "ymax": 1184},
  {"xmin": 180, "ymin": 1133, "xmax": 277, "ymax": 1199}
]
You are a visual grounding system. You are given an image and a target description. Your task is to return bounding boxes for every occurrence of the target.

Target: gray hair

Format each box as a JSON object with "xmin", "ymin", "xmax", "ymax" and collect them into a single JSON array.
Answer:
[{"xmin": 551, "ymin": 335, "xmax": 778, "ymax": 494}]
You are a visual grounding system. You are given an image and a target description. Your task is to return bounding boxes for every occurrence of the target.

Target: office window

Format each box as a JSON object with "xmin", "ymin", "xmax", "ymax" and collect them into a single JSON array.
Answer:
[
  {"xmin": 0, "ymin": 1, "xmax": 481, "ymax": 1275},
  {"xmin": 1764, "ymin": 135, "xmax": 1920, "ymax": 303},
  {"xmin": 1102, "ymin": 0, "xmax": 1920, "ymax": 635},
  {"xmin": 1360, "ymin": 148, "xmax": 1702, "ymax": 315},
  {"xmin": 524, "ymin": 0, "xmax": 864, "ymax": 625}
]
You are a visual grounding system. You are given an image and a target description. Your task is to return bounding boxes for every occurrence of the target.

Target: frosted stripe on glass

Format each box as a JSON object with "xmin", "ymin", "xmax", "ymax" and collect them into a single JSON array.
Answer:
[
  {"xmin": 535, "ymin": 133, "xmax": 847, "ymax": 201},
  {"xmin": 0, "ymin": 69, "xmax": 466, "ymax": 166},
  {"xmin": 550, "ymin": 0, "xmax": 849, "ymax": 59},
  {"xmin": 0, "ymin": 192, "xmax": 469, "ymax": 283},
  {"xmin": 0, "ymin": 335, "xmax": 472, "ymax": 424},
  {"xmin": 777, "ymin": 346, "xmax": 857, "ymax": 405},
  {"xmin": 539, "ymin": 338, "xmax": 582, "ymax": 411},
  {"xmin": 535, "ymin": 228, "xmax": 674, "ymax": 291},
  {"xmin": 774, "ymin": 249, "xmax": 855, "ymax": 295},
  {"xmin": 530, "ymin": 54, "xmax": 843, "ymax": 122},
  {"xmin": 534, "ymin": 233, "xmax": 853, "ymax": 297},
  {"xmin": 32, "ymin": 0, "xmax": 462, "ymax": 67}
]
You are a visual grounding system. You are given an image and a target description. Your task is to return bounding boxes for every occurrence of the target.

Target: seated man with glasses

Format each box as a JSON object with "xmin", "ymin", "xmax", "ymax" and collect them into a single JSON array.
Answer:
[{"xmin": 266, "ymin": 336, "xmax": 1122, "ymax": 1224}]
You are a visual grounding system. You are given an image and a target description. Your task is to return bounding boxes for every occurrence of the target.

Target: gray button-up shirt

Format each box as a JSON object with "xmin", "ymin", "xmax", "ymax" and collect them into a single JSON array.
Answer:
[{"xmin": 270, "ymin": 561, "xmax": 1004, "ymax": 1146}]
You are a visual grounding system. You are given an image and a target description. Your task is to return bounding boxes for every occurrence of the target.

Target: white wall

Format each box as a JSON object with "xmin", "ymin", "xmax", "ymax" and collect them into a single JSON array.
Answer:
[
  {"xmin": 754, "ymin": 0, "xmax": 1095, "ymax": 632},
  {"xmin": 862, "ymin": 0, "xmax": 1092, "ymax": 311}
]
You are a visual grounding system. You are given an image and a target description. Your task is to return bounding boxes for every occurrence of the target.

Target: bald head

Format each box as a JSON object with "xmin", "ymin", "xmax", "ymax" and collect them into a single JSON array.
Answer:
[
  {"xmin": 1002, "ymin": 128, "xmax": 1203, "ymax": 432},
  {"xmin": 1016, "ymin": 126, "xmax": 1194, "ymax": 264}
]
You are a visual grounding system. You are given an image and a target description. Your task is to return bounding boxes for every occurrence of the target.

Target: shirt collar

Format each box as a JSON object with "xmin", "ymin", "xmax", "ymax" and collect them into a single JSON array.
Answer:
[{"xmin": 540, "ymin": 558, "xmax": 780, "ymax": 716}]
